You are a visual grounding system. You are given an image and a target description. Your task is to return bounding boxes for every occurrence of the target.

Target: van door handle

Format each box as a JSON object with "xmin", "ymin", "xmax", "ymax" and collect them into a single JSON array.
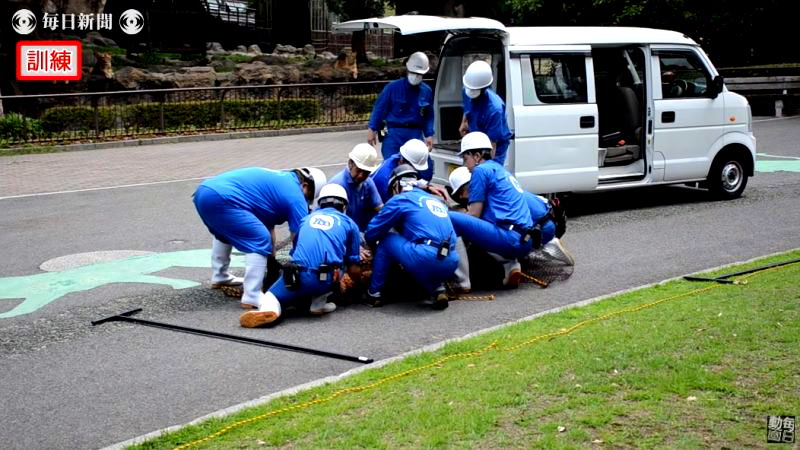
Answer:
[
  {"xmin": 661, "ymin": 111, "xmax": 675, "ymax": 123},
  {"xmin": 579, "ymin": 116, "xmax": 595, "ymax": 128},
  {"xmin": 647, "ymin": 119, "xmax": 653, "ymax": 134}
]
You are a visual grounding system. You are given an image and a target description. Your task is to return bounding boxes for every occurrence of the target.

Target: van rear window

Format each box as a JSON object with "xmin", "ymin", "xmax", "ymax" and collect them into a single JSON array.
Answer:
[{"xmin": 525, "ymin": 55, "xmax": 588, "ymax": 104}]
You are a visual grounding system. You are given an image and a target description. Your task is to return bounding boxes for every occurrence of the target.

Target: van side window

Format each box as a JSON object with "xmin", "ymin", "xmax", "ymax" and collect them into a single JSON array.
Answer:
[
  {"xmin": 525, "ymin": 55, "xmax": 587, "ymax": 104},
  {"xmin": 658, "ymin": 51, "xmax": 711, "ymax": 98}
]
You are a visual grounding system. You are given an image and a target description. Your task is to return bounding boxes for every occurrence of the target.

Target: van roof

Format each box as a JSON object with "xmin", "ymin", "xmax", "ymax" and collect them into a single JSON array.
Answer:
[{"xmin": 507, "ymin": 27, "xmax": 697, "ymax": 46}]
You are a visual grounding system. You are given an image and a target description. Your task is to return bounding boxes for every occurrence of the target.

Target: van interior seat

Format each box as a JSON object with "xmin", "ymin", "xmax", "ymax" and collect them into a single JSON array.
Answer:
[{"xmin": 603, "ymin": 84, "xmax": 642, "ymax": 164}]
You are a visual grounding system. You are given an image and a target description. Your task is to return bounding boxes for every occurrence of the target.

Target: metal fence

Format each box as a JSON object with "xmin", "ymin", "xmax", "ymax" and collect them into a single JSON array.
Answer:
[{"xmin": 0, "ymin": 81, "xmax": 389, "ymax": 146}]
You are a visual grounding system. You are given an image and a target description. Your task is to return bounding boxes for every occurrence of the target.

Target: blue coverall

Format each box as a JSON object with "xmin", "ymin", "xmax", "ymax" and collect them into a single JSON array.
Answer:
[
  {"xmin": 462, "ymin": 88, "xmax": 513, "ymax": 166},
  {"xmin": 193, "ymin": 168, "xmax": 308, "ymax": 256},
  {"xmin": 267, "ymin": 208, "xmax": 361, "ymax": 307},
  {"xmin": 449, "ymin": 160, "xmax": 533, "ymax": 259},
  {"xmin": 328, "ymin": 168, "xmax": 384, "ymax": 232},
  {"xmin": 369, "ymin": 77, "xmax": 434, "ymax": 160},
  {"xmin": 524, "ymin": 193, "xmax": 556, "ymax": 247},
  {"xmin": 370, "ymin": 153, "xmax": 434, "ymax": 204},
  {"xmin": 365, "ymin": 187, "xmax": 459, "ymax": 295}
]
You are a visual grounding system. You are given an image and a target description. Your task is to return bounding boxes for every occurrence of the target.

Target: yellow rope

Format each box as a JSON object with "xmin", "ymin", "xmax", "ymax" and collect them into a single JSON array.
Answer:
[{"xmin": 174, "ymin": 259, "xmax": 799, "ymax": 450}]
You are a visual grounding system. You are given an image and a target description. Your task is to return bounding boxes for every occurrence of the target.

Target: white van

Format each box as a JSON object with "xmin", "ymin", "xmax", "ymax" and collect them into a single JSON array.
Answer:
[{"xmin": 337, "ymin": 16, "xmax": 756, "ymax": 199}]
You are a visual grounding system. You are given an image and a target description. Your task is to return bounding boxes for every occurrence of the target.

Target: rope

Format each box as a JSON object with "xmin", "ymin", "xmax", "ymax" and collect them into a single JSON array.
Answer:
[
  {"xmin": 174, "ymin": 258, "xmax": 800, "ymax": 450},
  {"xmin": 520, "ymin": 272, "xmax": 549, "ymax": 288}
]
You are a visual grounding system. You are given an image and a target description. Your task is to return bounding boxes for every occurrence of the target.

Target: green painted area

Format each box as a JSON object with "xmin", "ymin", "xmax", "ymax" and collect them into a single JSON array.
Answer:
[
  {"xmin": 0, "ymin": 249, "xmax": 244, "ymax": 319},
  {"xmin": 756, "ymin": 161, "xmax": 800, "ymax": 173}
]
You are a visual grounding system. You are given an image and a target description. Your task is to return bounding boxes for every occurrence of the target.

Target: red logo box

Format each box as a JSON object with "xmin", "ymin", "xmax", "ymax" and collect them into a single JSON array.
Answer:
[{"xmin": 16, "ymin": 40, "xmax": 83, "ymax": 81}]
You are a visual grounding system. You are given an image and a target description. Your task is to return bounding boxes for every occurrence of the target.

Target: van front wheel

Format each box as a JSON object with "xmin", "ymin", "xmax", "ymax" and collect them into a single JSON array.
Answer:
[{"xmin": 707, "ymin": 154, "xmax": 748, "ymax": 199}]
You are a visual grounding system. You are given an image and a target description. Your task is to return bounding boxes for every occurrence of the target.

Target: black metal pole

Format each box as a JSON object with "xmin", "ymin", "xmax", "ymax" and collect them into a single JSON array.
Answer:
[
  {"xmin": 684, "ymin": 258, "xmax": 800, "ymax": 284},
  {"xmin": 92, "ymin": 309, "xmax": 373, "ymax": 364}
]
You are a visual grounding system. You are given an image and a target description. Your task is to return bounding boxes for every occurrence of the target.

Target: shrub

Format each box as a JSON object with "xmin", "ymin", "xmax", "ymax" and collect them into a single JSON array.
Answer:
[
  {"xmin": 39, "ymin": 106, "xmax": 116, "ymax": 133},
  {"xmin": 0, "ymin": 113, "xmax": 44, "ymax": 144},
  {"xmin": 343, "ymin": 94, "xmax": 377, "ymax": 114}
]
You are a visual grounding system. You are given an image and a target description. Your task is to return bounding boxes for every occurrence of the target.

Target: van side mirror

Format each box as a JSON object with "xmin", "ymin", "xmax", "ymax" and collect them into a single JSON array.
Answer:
[{"xmin": 709, "ymin": 75, "xmax": 724, "ymax": 98}]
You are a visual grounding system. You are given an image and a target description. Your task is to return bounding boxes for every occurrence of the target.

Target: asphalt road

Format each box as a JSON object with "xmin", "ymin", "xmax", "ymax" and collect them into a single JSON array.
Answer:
[{"xmin": 1, "ymin": 117, "xmax": 799, "ymax": 449}]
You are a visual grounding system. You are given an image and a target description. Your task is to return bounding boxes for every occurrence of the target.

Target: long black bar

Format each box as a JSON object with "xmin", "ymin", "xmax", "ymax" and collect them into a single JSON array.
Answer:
[
  {"xmin": 92, "ymin": 309, "xmax": 373, "ymax": 364},
  {"xmin": 683, "ymin": 258, "xmax": 800, "ymax": 284}
]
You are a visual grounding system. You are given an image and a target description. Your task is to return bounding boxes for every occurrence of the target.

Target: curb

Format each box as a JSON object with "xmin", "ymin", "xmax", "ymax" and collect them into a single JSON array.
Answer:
[
  {"xmin": 4, "ymin": 124, "xmax": 365, "ymax": 154},
  {"xmin": 101, "ymin": 247, "xmax": 800, "ymax": 450}
]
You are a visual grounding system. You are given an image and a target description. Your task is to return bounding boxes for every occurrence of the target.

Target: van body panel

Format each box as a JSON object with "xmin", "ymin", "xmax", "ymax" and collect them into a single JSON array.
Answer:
[
  {"xmin": 334, "ymin": 16, "xmax": 506, "ymax": 35},
  {"xmin": 507, "ymin": 27, "xmax": 697, "ymax": 47}
]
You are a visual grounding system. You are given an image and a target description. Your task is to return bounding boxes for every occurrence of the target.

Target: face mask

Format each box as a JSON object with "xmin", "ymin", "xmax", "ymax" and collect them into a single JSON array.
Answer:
[
  {"xmin": 465, "ymin": 88, "xmax": 481, "ymax": 99},
  {"xmin": 407, "ymin": 73, "xmax": 423, "ymax": 86}
]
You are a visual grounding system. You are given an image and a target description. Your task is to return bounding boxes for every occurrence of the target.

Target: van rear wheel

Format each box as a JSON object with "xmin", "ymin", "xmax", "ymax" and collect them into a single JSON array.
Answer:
[{"xmin": 707, "ymin": 153, "xmax": 748, "ymax": 199}]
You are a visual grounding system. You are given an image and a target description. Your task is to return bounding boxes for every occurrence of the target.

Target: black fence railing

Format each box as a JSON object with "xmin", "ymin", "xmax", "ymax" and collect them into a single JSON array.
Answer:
[{"xmin": 0, "ymin": 81, "xmax": 391, "ymax": 146}]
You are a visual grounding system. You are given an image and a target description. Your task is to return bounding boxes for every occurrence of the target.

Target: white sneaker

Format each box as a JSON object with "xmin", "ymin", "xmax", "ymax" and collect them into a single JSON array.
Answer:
[
  {"xmin": 211, "ymin": 275, "xmax": 244, "ymax": 288},
  {"xmin": 309, "ymin": 296, "xmax": 337, "ymax": 315},
  {"xmin": 240, "ymin": 292, "xmax": 281, "ymax": 328},
  {"xmin": 502, "ymin": 261, "xmax": 523, "ymax": 289}
]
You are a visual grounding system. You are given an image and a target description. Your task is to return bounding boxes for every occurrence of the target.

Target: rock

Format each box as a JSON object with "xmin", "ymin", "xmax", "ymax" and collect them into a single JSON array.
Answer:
[
  {"xmin": 114, "ymin": 66, "xmax": 148, "ymax": 89},
  {"xmin": 215, "ymin": 72, "xmax": 237, "ymax": 87},
  {"xmin": 84, "ymin": 31, "xmax": 118, "ymax": 48},
  {"xmin": 303, "ymin": 44, "xmax": 315, "ymax": 57},
  {"xmin": 207, "ymin": 42, "xmax": 225, "ymax": 53},
  {"xmin": 210, "ymin": 59, "xmax": 237, "ymax": 72},
  {"xmin": 248, "ymin": 44, "xmax": 262, "ymax": 54},
  {"xmin": 235, "ymin": 45, "xmax": 248, "ymax": 52},
  {"xmin": 319, "ymin": 51, "xmax": 336, "ymax": 60},
  {"xmin": 172, "ymin": 66, "xmax": 216, "ymax": 88},
  {"xmin": 234, "ymin": 61, "xmax": 277, "ymax": 84},
  {"xmin": 273, "ymin": 44, "xmax": 298, "ymax": 55},
  {"xmin": 365, "ymin": 51, "xmax": 378, "ymax": 61}
]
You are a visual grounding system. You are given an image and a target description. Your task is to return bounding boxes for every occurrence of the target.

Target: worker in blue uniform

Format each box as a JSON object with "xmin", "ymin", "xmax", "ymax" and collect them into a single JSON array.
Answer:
[
  {"xmin": 364, "ymin": 164, "xmax": 459, "ymax": 310},
  {"xmin": 194, "ymin": 166, "xmax": 327, "ymax": 309},
  {"xmin": 448, "ymin": 132, "xmax": 532, "ymax": 288},
  {"xmin": 459, "ymin": 60, "xmax": 513, "ymax": 166},
  {"xmin": 367, "ymin": 52, "xmax": 435, "ymax": 160},
  {"xmin": 370, "ymin": 138, "xmax": 433, "ymax": 203},
  {"xmin": 327, "ymin": 143, "xmax": 383, "ymax": 231},
  {"xmin": 240, "ymin": 184, "xmax": 362, "ymax": 328},
  {"xmin": 448, "ymin": 166, "xmax": 556, "ymax": 248}
]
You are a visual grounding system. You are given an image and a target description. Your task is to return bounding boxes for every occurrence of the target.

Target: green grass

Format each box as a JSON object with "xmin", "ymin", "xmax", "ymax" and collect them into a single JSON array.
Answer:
[
  {"xmin": 0, "ymin": 144, "xmax": 61, "ymax": 156},
  {"xmin": 132, "ymin": 251, "xmax": 800, "ymax": 449}
]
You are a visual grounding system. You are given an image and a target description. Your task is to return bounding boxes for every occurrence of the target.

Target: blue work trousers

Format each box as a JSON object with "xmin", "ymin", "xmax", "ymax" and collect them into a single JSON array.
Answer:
[
  {"xmin": 495, "ymin": 140, "xmax": 510, "ymax": 167},
  {"xmin": 449, "ymin": 212, "xmax": 533, "ymax": 260},
  {"xmin": 370, "ymin": 233, "xmax": 458, "ymax": 295},
  {"xmin": 194, "ymin": 186, "xmax": 272, "ymax": 256},
  {"xmin": 381, "ymin": 127, "xmax": 424, "ymax": 160},
  {"xmin": 268, "ymin": 270, "xmax": 334, "ymax": 307}
]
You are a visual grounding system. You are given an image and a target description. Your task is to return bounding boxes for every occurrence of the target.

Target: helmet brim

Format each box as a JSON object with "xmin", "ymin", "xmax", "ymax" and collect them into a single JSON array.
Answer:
[{"xmin": 352, "ymin": 160, "xmax": 378, "ymax": 172}]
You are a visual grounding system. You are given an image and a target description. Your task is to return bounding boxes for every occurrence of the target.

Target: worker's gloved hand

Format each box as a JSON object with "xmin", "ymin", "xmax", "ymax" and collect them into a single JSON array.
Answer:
[
  {"xmin": 367, "ymin": 129, "xmax": 377, "ymax": 147},
  {"xmin": 425, "ymin": 183, "xmax": 449, "ymax": 201},
  {"xmin": 425, "ymin": 136, "xmax": 433, "ymax": 150},
  {"xmin": 359, "ymin": 246, "xmax": 372, "ymax": 261}
]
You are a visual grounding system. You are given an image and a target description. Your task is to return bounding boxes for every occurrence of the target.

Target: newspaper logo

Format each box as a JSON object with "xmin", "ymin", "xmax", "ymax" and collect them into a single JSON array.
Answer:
[
  {"xmin": 119, "ymin": 9, "xmax": 143, "ymax": 35},
  {"xmin": 767, "ymin": 416, "xmax": 795, "ymax": 444},
  {"xmin": 16, "ymin": 41, "xmax": 82, "ymax": 81},
  {"xmin": 11, "ymin": 9, "xmax": 37, "ymax": 34}
]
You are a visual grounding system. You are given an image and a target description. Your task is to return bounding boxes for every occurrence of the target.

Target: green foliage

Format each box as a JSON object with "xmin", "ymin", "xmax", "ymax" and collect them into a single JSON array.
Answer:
[
  {"xmin": 37, "ymin": 99, "xmax": 321, "ymax": 134},
  {"xmin": 342, "ymin": 94, "xmax": 377, "ymax": 114},
  {"xmin": 39, "ymin": 106, "xmax": 116, "ymax": 133},
  {"xmin": 325, "ymin": 0, "xmax": 384, "ymax": 21},
  {"xmin": 0, "ymin": 113, "xmax": 44, "ymax": 145}
]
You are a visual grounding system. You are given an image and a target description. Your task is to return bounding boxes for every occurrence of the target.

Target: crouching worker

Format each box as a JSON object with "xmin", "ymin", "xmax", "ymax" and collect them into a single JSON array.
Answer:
[
  {"xmin": 240, "ymin": 184, "xmax": 362, "ymax": 328},
  {"xmin": 365, "ymin": 164, "xmax": 458, "ymax": 310},
  {"xmin": 448, "ymin": 132, "xmax": 533, "ymax": 289},
  {"xmin": 194, "ymin": 167, "xmax": 326, "ymax": 309}
]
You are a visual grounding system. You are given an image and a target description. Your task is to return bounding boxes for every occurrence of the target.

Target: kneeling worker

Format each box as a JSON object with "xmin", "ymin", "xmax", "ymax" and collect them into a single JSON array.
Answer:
[
  {"xmin": 328, "ymin": 143, "xmax": 383, "ymax": 231},
  {"xmin": 365, "ymin": 164, "xmax": 458, "ymax": 309},
  {"xmin": 370, "ymin": 138, "xmax": 433, "ymax": 203},
  {"xmin": 194, "ymin": 166, "xmax": 326, "ymax": 309},
  {"xmin": 240, "ymin": 184, "xmax": 362, "ymax": 328},
  {"xmin": 448, "ymin": 132, "xmax": 533, "ymax": 288}
]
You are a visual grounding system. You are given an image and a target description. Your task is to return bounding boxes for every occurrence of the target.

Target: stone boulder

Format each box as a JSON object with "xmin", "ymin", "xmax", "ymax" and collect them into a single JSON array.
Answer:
[
  {"xmin": 272, "ymin": 44, "xmax": 298, "ymax": 56},
  {"xmin": 318, "ymin": 51, "xmax": 336, "ymax": 60},
  {"xmin": 303, "ymin": 44, "xmax": 315, "ymax": 57},
  {"xmin": 235, "ymin": 45, "xmax": 248, "ymax": 52},
  {"xmin": 172, "ymin": 67, "xmax": 216, "ymax": 88},
  {"xmin": 234, "ymin": 61, "xmax": 278, "ymax": 84},
  {"xmin": 83, "ymin": 31, "xmax": 118, "ymax": 48},
  {"xmin": 248, "ymin": 44, "xmax": 262, "ymax": 54},
  {"xmin": 114, "ymin": 66, "xmax": 170, "ymax": 89},
  {"xmin": 207, "ymin": 42, "xmax": 225, "ymax": 53}
]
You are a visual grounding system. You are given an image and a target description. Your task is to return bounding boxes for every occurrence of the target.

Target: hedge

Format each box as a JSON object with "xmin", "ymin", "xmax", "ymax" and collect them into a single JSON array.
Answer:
[
  {"xmin": 38, "ymin": 98, "xmax": 321, "ymax": 133},
  {"xmin": 343, "ymin": 94, "xmax": 377, "ymax": 115},
  {"xmin": 0, "ymin": 113, "xmax": 44, "ymax": 143}
]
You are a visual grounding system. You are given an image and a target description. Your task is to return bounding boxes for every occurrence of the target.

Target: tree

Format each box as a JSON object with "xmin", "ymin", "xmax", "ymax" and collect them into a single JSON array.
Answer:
[{"xmin": 326, "ymin": 0, "xmax": 386, "ymax": 63}]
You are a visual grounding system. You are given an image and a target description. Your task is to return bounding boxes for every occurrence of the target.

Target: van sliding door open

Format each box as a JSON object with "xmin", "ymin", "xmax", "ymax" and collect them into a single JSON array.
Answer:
[{"xmin": 510, "ymin": 46, "xmax": 599, "ymax": 194}]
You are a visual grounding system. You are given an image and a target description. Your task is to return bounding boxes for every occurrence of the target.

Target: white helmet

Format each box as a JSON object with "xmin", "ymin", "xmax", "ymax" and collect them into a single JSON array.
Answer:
[
  {"xmin": 348, "ymin": 143, "xmax": 380, "ymax": 172},
  {"xmin": 448, "ymin": 166, "xmax": 472, "ymax": 195},
  {"xmin": 406, "ymin": 52, "xmax": 430, "ymax": 75},
  {"xmin": 298, "ymin": 167, "xmax": 327, "ymax": 200},
  {"xmin": 399, "ymin": 139, "xmax": 429, "ymax": 171},
  {"xmin": 317, "ymin": 183, "xmax": 348, "ymax": 208},
  {"xmin": 458, "ymin": 131, "xmax": 492, "ymax": 155},
  {"xmin": 463, "ymin": 60, "xmax": 493, "ymax": 90}
]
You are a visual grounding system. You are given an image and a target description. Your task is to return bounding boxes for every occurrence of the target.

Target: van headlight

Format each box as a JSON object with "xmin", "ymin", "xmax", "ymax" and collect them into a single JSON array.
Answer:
[{"xmin": 747, "ymin": 105, "xmax": 753, "ymax": 133}]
